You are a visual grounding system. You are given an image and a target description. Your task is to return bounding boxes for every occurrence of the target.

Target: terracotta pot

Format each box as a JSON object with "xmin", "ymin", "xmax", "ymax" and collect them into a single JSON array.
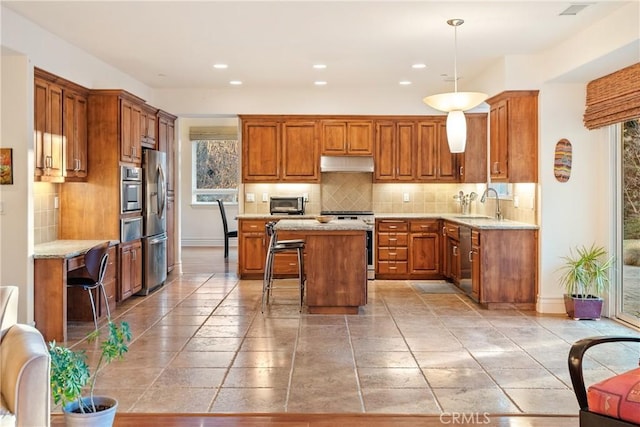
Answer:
[
  {"xmin": 63, "ymin": 396, "xmax": 117, "ymax": 427},
  {"xmin": 564, "ymin": 294, "xmax": 604, "ymax": 320}
]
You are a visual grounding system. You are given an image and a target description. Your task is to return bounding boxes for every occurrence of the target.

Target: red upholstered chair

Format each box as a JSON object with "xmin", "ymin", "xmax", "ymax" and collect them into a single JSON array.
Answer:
[{"xmin": 569, "ymin": 336, "xmax": 640, "ymax": 427}]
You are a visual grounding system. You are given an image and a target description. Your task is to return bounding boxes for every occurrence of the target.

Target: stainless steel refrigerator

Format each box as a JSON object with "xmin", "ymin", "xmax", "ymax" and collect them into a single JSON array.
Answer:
[{"xmin": 138, "ymin": 149, "xmax": 168, "ymax": 295}]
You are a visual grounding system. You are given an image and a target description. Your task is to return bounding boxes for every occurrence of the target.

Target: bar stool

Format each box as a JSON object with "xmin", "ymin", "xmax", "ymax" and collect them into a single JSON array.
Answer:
[
  {"xmin": 262, "ymin": 222, "xmax": 305, "ymax": 313},
  {"xmin": 67, "ymin": 241, "xmax": 111, "ymax": 330}
]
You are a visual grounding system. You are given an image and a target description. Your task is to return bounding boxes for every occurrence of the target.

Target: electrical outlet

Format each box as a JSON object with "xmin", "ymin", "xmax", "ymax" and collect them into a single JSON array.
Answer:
[
  {"xmin": 246, "ymin": 193, "xmax": 255, "ymax": 202},
  {"xmin": 403, "ymin": 193, "xmax": 410, "ymax": 202},
  {"xmin": 0, "ymin": 201, "xmax": 4, "ymax": 215},
  {"xmin": 303, "ymin": 192, "xmax": 309, "ymax": 202},
  {"xmin": 262, "ymin": 193, "xmax": 269, "ymax": 202},
  {"xmin": 513, "ymin": 195, "xmax": 519, "ymax": 208},
  {"xmin": 54, "ymin": 196, "xmax": 59, "ymax": 209}
]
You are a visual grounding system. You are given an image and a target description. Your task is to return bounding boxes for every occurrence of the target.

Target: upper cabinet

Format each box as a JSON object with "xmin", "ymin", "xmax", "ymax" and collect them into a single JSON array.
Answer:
[
  {"xmin": 241, "ymin": 116, "xmax": 319, "ymax": 183},
  {"xmin": 415, "ymin": 119, "xmax": 458, "ymax": 182},
  {"xmin": 140, "ymin": 104, "xmax": 157, "ymax": 149},
  {"xmin": 34, "ymin": 68, "xmax": 89, "ymax": 182},
  {"xmin": 120, "ymin": 97, "xmax": 143, "ymax": 164},
  {"xmin": 321, "ymin": 120, "xmax": 373, "ymax": 156},
  {"xmin": 374, "ymin": 120, "xmax": 415, "ymax": 182},
  {"xmin": 486, "ymin": 90, "xmax": 539, "ymax": 183},
  {"xmin": 459, "ymin": 113, "xmax": 488, "ymax": 183}
]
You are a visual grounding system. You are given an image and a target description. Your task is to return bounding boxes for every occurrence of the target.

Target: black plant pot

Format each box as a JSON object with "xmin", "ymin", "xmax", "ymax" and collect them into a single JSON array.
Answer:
[{"xmin": 564, "ymin": 294, "xmax": 604, "ymax": 320}]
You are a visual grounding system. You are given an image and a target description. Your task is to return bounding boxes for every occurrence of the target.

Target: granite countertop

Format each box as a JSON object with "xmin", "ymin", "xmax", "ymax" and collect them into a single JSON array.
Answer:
[
  {"xmin": 376, "ymin": 213, "xmax": 538, "ymax": 230},
  {"xmin": 236, "ymin": 214, "xmax": 318, "ymax": 220},
  {"xmin": 34, "ymin": 239, "xmax": 118, "ymax": 259},
  {"xmin": 274, "ymin": 219, "xmax": 370, "ymax": 231}
]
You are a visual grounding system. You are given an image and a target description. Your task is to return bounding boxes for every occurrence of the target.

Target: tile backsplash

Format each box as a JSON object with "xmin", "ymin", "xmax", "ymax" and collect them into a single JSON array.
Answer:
[{"xmin": 34, "ymin": 182, "xmax": 59, "ymax": 244}]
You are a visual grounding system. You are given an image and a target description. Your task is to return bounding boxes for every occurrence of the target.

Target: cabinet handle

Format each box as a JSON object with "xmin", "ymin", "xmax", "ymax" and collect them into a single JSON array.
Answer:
[
  {"xmin": 492, "ymin": 162, "xmax": 500, "ymax": 174},
  {"xmin": 442, "ymin": 226, "xmax": 446, "ymax": 237},
  {"xmin": 389, "ymin": 226, "xmax": 397, "ymax": 229},
  {"xmin": 388, "ymin": 238, "xmax": 397, "ymax": 242},
  {"xmin": 469, "ymin": 251, "xmax": 473, "ymax": 262},
  {"xmin": 459, "ymin": 166, "xmax": 464, "ymax": 176},
  {"xmin": 453, "ymin": 246, "xmax": 458, "ymax": 256}
]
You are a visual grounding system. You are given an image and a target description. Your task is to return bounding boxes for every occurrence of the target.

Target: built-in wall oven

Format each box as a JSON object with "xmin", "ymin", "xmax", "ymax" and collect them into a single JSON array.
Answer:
[
  {"xmin": 321, "ymin": 210, "xmax": 375, "ymax": 280},
  {"xmin": 121, "ymin": 166, "xmax": 142, "ymax": 213}
]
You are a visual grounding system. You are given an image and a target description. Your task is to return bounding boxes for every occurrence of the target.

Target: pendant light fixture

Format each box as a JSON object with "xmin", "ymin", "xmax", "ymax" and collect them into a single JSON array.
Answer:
[{"xmin": 423, "ymin": 19, "xmax": 487, "ymax": 153}]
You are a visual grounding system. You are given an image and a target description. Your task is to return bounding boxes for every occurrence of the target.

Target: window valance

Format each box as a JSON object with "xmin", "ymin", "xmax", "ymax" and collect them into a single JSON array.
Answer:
[
  {"xmin": 584, "ymin": 62, "xmax": 640, "ymax": 130},
  {"xmin": 189, "ymin": 126, "xmax": 238, "ymax": 141}
]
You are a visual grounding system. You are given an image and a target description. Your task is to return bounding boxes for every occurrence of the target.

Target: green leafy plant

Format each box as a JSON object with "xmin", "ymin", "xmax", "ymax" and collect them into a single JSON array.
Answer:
[
  {"xmin": 558, "ymin": 244, "xmax": 615, "ymax": 297},
  {"xmin": 49, "ymin": 320, "xmax": 132, "ymax": 413}
]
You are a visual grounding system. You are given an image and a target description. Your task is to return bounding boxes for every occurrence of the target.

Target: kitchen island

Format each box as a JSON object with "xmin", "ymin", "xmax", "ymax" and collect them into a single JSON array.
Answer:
[{"xmin": 274, "ymin": 219, "xmax": 369, "ymax": 314}]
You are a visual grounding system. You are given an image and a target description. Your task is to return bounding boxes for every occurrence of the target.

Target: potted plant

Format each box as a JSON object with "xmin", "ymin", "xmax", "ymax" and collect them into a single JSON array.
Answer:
[
  {"xmin": 558, "ymin": 244, "xmax": 615, "ymax": 320},
  {"xmin": 49, "ymin": 320, "xmax": 131, "ymax": 426}
]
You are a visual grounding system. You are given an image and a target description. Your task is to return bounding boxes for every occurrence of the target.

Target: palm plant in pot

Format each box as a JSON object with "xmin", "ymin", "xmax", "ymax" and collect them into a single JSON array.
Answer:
[
  {"xmin": 49, "ymin": 320, "xmax": 131, "ymax": 426},
  {"xmin": 558, "ymin": 244, "xmax": 615, "ymax": 320}
]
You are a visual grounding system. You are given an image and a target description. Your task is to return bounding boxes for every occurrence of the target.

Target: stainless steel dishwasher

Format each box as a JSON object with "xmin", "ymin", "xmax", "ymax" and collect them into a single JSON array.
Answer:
[{"xmin": 458, "ymin": 225, "xmax": 472, "ymax": 295}]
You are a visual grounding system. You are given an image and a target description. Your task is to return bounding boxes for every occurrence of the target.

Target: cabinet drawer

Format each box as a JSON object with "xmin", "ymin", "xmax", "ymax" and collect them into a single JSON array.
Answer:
[
  {"xmin": 410, "ymin": 220, "xmax": 440, "ymax": 233},
  {"xmin": 377, "ymin": 247, "xmax": 408, "ymax": 261},
  {"xmin": 377, "ymin": 261, "xmax": 408, "ymax": 274},
  {"xmin": 67, "ymin": 255, "xmax": 84, "ymax": 271},
  {"xmin": 105, "ymin": 246, "xmax": 117, "ymax": 281},
  {"xmin": 444, "ymin": 223, "xmax": 459, "ymax": 240},
  {"xmin": 377, "ymin": 220, "xmax": 409, "ymax": 232},
  {"xmin": 241, "ymin": 220, "xmax": 267, "ymax": 233},
  {"xmin": 471, "ymin": 230, "xmax": 481, "ymax": 246},
  {"xmin": 378, "ymin": 233, "xmax": 408, "ymax": 247}
]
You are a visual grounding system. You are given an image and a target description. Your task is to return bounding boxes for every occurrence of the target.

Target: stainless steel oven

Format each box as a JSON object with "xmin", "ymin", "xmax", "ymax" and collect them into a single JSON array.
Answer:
[{"xmin": 120, "ymin": 166, "xmax": 142, "ymax": 213}]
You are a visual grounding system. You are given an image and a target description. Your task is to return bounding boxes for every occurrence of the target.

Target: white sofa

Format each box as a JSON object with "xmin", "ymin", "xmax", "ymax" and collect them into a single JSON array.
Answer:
[{"xmin": 0, "ymin": 286, "xmax": 50, "ymax": 427}]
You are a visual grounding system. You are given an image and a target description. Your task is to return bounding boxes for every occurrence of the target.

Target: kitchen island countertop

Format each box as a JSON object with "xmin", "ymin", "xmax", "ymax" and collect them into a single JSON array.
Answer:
[{"xmin": 274, "ymin": 219, "xmax": 370, "ymax": 231}]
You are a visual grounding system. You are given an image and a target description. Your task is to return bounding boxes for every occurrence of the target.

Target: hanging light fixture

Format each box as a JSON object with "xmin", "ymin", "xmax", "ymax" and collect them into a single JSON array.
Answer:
[{"xmin": 423, "ymin": 19, "xmax": 487, "ymax": 153}]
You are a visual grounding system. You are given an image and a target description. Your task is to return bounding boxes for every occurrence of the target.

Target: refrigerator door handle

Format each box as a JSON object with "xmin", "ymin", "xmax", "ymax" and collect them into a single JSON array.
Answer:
[{"xmin": 157, "ymin": 165, "xmax": 166, "ymax": 218}]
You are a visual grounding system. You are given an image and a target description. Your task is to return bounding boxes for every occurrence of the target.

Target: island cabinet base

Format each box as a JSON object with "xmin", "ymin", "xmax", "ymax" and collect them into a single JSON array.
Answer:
[{"xmin": 292, "ymin": 230, "xmax": 368, "ymax": 314}]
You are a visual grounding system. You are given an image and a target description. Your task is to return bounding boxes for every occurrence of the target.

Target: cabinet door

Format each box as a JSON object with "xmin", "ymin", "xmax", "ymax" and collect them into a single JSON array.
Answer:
[
  {"xmin": 374, "ymin": 121, "xmax": 396, "ymax": 181},
  {"xmin": 100, "ymin": 246, "xmax": 118, "ymax": 316},
  {"xmin": 131, "ymin": 241, "xmax": 143, "ymax": 294},
  {"xmin": 410, "ymin": 233, "xmax": 440, "ymax": 275},
  {"xmin": 346, "ymin": 121, "xmax": 373, "ymax": 155},
  {"xmin": 281, "ymin": 121, "xmax": 319, "ymax": 182},
  {"xmin": 416, "ymin": 121, "xmax": 437, "ymax": 181},
  {"xmin": 321, "ymin": 121, "xmax": 348, "ymax": 155},
  {"xmin": 120, "ymin": 99, "xmax": 142, "ymax": 164},
  {"xmin": 489, "ymin": 100, "xmax": 508, "ymax": 181},
  {"xmin": 470, "ymin": 239, "xmax": 481, "ymax": 302},
  {"xmin": 63, "ymin": 90, "xmax": 88, "ymax": 180},
  {"xmin": 158, "ymin": 112, "xmax": 176, "ymax": 192},
  {"xmin": 119, "ymin": 244, "xmax": 133, "ymax": 300},
  {"xmin": 396, "ymin": 121, "xmax": 415, "ymax": 181},
  {"xmin": 239, "ymin": 220, "xmax": 267, "ymax": 276},
  {"xmin": 34, "ymin": 78, "xmax": 64, "ymax": 180},
  {"xmin": 242, "ymin": 120, "xmax": 280, "ymax": 182},
  {"xmin": 459, "ymin": 114, "xmax": 488, "ymax": 183},
  {"xmin": 436, "ymin": 121, "xmax": 458, "ymax": 182},
  {"xmin": 141, "ymin": 106, "xmax": 157, "ymax": 149}
]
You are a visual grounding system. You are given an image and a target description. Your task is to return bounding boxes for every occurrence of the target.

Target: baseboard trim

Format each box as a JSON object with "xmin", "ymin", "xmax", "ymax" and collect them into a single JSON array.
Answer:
[{"xmin": 537, "ymin": 296, "xmax": 567, "ymax": 314}]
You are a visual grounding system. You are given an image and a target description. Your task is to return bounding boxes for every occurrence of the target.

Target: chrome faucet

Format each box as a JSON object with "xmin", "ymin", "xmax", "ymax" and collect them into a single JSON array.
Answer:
[{"xmin": 480, "ymin": 187, "xmax": 503, "ymax": 220}]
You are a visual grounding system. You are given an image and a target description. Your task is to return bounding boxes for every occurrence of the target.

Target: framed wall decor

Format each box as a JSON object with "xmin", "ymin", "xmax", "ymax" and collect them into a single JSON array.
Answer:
[{"xmin": 0, "ymin": 148, "xmax": 14, "ymax": 185}]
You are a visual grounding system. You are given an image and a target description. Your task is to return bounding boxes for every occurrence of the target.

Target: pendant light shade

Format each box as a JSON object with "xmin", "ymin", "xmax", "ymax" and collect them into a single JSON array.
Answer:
[
  {"xmin": 423, "ymin": 19, "xmax": 487, "ymax": 153},
  {"xmin": 446, "ymin": 110, "xmax": 467, "ymax": 153}
]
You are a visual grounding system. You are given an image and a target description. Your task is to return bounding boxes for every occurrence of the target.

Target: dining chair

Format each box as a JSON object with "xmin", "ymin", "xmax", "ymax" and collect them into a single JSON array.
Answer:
[{"xmin": 217, "ymin": 199, "xmax": 238, "ymax": 258}]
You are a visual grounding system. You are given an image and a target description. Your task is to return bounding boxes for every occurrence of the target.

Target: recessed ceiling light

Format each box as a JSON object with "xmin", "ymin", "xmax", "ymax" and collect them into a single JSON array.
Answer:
[
  {"xmin": 313, "ymin": 64, "xmax": 327, "ymax": 69},
  {"xmin": 399, "ymin": 81, "xmax": 412, "ymax": 86},
  {"xmin": 229, "ymin": 80, "xmax": 242, "ymax": 85},
  {"xmin": 213, "ymin": 64, "xmax": 228, "ymax": 69},
  {"xmin": 314, "ymin": 81, "xmax": 327, "ymax": 86},
  {"xmin": 412, "ymin": 63, "xmax": 427, "ymax": 69}
]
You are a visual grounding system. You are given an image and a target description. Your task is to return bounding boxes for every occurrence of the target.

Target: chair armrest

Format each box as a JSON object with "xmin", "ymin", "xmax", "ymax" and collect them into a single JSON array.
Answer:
[
  {"xmin": 568, "ymin": 335, "xmax": 640, "ymax": 410},
  {"xmin": 0, "ymin": 324, "xmax": 50, "ymax": 427}
]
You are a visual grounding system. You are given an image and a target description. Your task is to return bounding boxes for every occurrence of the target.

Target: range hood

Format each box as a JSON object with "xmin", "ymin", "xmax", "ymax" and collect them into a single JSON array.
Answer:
[{"xmin": 320, "ymin": 156, "xmax": 374, "ymax": 172}]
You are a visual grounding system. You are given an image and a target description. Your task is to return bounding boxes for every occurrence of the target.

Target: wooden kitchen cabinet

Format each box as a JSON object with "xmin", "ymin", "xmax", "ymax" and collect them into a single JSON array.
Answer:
[
  {"xmin": 140, "ymin": 104, "xmax": 158, "ymax": 149},
  {"xmin": 442, "ymin": 221, "xmax": 460, "ymax": 284},
  {"xmin": 241, "ymin": 117, "xmax": 319, "ymax": 183},
  {"xmin": 62, "ymin": 88, "xmax": 89, "ymax": 181},
  {"xmin": 320, "ymin": 120, "xmax": 373, "ymax": 155},
  {"xmin": 238, "ymin": 219, "xmax": 268, "ymax": 277},
  {"xmin": 119, "ymin": 239, "xmax": 142, "ymax": 301},
  {"xmin": 409, "ymin": 219, "xmax": 441, "ymax": 277},
  {"xmin": 34, "ymin": 73, "xmax": 64, "ymax": 182},
  {"xmin": 67, "ymin": 245, "xmax": 117, "ymax": 321},
  {"xmin": 120, "ymin": 98, "xmax": 143, "ymax": 164},
  {"xmin": 375, "ymin": 219, "xmax": 409, "ymax": 277},
  {"xmin": 458, "ymin": 113, "xmax": 488, "ymax": 183},
  {"xmin": 374, "ymin": 121, "xmax": 415, "ymax": 182},
  {"xmin": 487, "ymin": 90, "xmax": 539, "ymax": 183},
  {"xmin": 415, "ymin": 119, "xmax": 458, "ymax": 182},
  {"xmin": 468, "ymin": 228, "xmax": 537, "ymax": 309}
]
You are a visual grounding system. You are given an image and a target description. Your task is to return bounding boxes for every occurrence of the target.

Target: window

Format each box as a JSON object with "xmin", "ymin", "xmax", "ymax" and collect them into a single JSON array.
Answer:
[{"xmin": 192, "ymin": 139, "xmax": 238, "ymax": 204}]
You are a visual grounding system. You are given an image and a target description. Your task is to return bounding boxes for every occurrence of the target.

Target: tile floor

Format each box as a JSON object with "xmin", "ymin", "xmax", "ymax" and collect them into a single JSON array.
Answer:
[{"xmin": 61, "ymin": 247, "xmax": 640, "ymax": 416}]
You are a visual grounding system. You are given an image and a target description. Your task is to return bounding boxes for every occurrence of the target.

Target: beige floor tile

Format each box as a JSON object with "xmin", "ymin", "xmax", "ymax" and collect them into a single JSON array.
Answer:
[
  {"xmin": 139, "ymin": 324, "xmax": 201, "ymax": 338},
  {"xmin": 96, "ymin": 367, "xmax": 163, "ymax": 388},
  {"xmin": 223, "ymin": 367, "xmax": 291, "ymax": 388},
  {"xmin": 211, "ymin": 387, "xmax": 288, "ymax": 413},
  {"xmin": 361, "ymin": 388, "xmax": 441, "ymax": 413},
  {"xmin": 133, "ymin": 387, "xmax": 217, "ymax": 412},
  {"xmin": 486, "ymin": 368, "xmax": 572, "ymax": 389},
  {"xmin": 351, "ymin": 337, "xmax": 409, "ymax": 353},
  {"xmin": 505, "ymin": 388, "xmax": 580, "ymax": 414},
  {"xmin": 291, "ymin": 366, "xmax": 359, "ymax": 390},
  {"xmin": 156, "ymin": 314, "xmax": 210, "ymax": 325},
  {"xmin": 154, "ymin": 367, "xmax": 227, "ymax": 388},
  {"xmin": 413, "ymin": 350, "xmax": 480, "ymax": 369},
  {"xmin": 184, "ymin": 337, "xmax": 243, "ymax": 352},
  {"xmin": 355, "ymin": 351, "xmax": 418, "ymax": 368},
  {"xmin": 422, "ymin": 368, "xmax": 497, "ymax": 388},
  {"xmin": 433, "ymin": 387, "xmax": 521, "ymax": 413},
  {"xmin": 357, "ymin": 367, "xmax": 429, "ymax": 388},
  {"xmin": 470, "ymin": 350, "xmax": 543, "ymax": 369},
  {"xmin": 287, "ymin": 386, "xmax": 363, "ymax": 413},
  {"xmin": 170, "ymin": 351, "xmax": 236, "ymax": 368},
  {"xmin": 194, "ymin": 325, "xmax": 250, "ymax": 338},
  {"xmin": 232, "ymin": 351, "xmax": 294, "ymax": 368}
]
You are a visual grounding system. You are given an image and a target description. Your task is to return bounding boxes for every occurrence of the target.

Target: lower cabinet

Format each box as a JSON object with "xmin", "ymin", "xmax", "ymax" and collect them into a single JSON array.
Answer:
[
  {"xmin": 409, "ymin": 220, "xmax": 441, "ymax": 277},
  {"xmin": 119, "ymin": 240, "xmax": 142, "ymax": 301},
  {"xmin": 376, "ymin": 219, "xmax": 409, "ymax": 277},
  {"xmin": 442, "ymin": 221, "xmax": 461, "ymax": 285},
  {"xmin": 67, "ymin": 245, "xmax": 117, "ymax": 322}
]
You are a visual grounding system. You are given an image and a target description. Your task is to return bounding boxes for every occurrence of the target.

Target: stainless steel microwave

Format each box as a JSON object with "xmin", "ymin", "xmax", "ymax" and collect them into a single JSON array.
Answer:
[
  {"xmin": 121, "ymin": 166, "xmax": 142, "ymax": 213},
  {"xmin": 270, "ymin": 196, "xmax": 305, "ymax": 215}
]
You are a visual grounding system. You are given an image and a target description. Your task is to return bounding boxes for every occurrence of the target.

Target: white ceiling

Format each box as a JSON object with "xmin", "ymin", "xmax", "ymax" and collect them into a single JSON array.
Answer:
[{"xmin": 2, "ymin": 1, "xmax": 632, "ymax": 93}]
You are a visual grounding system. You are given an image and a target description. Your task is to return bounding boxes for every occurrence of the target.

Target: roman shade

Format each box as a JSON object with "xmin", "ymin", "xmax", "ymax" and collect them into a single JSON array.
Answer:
[
  {"xmin": 189, "ymin": 126, "xmax": 238, "ymax": 141},
  {"xmin": 584, "ymin": 62, "xmax": 640, "ymax": 130}
]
